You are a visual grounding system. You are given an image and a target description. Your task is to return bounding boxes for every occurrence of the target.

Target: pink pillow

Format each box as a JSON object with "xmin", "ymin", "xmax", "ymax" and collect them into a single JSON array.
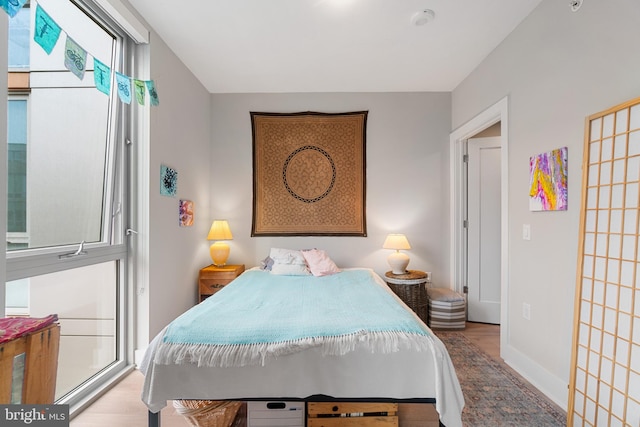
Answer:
[{"xmin": 302, "ymin": 249, "xmax": 340, "ymax": 277}]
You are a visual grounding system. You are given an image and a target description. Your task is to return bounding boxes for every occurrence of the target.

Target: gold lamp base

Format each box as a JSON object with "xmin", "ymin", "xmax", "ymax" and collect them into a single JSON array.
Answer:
[{"xmin": 210, "ymin": 241, "xmax": 230, "ymax": 266}]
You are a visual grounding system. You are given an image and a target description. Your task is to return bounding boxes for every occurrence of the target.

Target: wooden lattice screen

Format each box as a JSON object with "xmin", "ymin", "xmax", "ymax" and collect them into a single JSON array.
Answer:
[{"xmin": 568, "ymin": 96, "xmax": 640, "ymax": 426}]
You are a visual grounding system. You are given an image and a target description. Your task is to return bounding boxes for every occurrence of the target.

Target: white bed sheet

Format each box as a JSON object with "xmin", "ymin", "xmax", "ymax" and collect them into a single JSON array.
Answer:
[{"xmin": 140, "ymin": 269, "xmax": 464, "ymax": 427}]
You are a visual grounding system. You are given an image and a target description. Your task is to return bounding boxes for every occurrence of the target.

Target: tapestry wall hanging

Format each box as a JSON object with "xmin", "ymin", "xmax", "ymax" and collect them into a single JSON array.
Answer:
[{"xmin": 251, "ymin": 111, "xmax": 368, "ymax": 236}]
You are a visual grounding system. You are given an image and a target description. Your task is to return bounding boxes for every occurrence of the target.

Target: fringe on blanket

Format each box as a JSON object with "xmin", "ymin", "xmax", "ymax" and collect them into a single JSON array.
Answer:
[{"xmin": 154, "ymin": 330, "xmax": 433, "ymax": 368}]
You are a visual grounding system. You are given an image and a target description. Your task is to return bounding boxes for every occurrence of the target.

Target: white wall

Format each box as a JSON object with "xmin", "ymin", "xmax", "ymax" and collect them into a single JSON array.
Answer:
[
  {"xmin": 452, "ymin": 0, "xmax": 640, "ymax": 408},
  {"xmin": 138, "ymin": 29, "xmax": 213, "ymax": 344},
  {"xmin": 209, "ymin": 92, "xmax": 451, "ymax": 282}
]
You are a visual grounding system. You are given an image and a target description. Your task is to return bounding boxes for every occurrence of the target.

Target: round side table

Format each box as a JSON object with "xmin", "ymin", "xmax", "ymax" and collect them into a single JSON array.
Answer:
[{"xmin": 384, "ymin": 270, "xmax": 428, "ymax": 323}]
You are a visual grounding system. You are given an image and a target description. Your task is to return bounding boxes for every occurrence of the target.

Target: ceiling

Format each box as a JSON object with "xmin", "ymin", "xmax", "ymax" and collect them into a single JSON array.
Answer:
[{"xmin": 126, "ymin": 0, "xmax": 544, "ymax": 94}]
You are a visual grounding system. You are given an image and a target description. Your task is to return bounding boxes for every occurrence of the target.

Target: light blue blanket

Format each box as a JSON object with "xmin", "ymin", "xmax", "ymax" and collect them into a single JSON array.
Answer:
[{"xmin": 155, "ymin": 269, "xmax": 431, "ymax": 367}]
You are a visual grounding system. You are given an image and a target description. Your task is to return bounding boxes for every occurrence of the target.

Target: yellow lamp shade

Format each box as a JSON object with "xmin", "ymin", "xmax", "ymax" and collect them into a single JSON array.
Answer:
[
  {"xmin": 208, "ymin": 220, "xmax": 233, "ymax": 266},
  {"xmin": 207, "ymin": 220, "xmax": 233, "ymax": 240}
]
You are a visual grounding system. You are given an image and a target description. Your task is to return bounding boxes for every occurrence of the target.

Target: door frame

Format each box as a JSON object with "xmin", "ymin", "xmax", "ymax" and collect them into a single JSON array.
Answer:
[{"xmin": 449, "ymin": 96, "xmax": 509, "ymax": 352}]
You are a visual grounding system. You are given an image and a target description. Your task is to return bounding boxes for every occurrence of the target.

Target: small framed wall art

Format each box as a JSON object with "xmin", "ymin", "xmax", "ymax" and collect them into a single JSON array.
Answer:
[
  {"xmin": 160, "ymin": 164, "xmax": 178, "ymax": 196},
  {"xmin": 179, "ymin": 199, "xmax": 194, "ymax": 227}
]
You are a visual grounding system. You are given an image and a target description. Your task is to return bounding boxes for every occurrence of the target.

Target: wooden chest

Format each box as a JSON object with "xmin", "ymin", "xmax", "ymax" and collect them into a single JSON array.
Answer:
[
  {"xmin": 307, "ymin": 402, "xmax": 398, "ymax": 427},
  {"xmin": 0, "ymin": 323, "xmax": 60, "ymax": 404}
]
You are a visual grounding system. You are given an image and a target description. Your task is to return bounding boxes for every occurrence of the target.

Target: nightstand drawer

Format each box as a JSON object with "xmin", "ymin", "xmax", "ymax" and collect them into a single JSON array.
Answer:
[
  {"xmin": 198, "ymin": 264, "xmax": 245, "ymax": 303},
  {"xmin": 199, "ymin": 279, "xmax": 233, "ymax": 296},
  {"xmin": 199, "ymin": 269, "xmax": 243, "ymax": 282}
]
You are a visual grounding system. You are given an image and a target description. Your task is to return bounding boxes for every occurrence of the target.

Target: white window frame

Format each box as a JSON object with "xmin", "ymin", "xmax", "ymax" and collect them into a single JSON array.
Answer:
[{"xmin": 4, "ymin": 0, "xmax": 146, "ymax": 412}]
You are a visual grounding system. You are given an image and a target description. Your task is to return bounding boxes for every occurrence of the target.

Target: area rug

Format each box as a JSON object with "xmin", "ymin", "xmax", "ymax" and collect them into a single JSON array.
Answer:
[
  {"xmin": 250, "ymin": 111, "xmax": 367, "ymax": 236},
  {"xmin": 436, "ymin": 331, "xmax": 566, "ymax": 427}
]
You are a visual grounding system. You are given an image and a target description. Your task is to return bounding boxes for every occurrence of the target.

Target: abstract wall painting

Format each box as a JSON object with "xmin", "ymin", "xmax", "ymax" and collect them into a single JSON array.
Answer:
[
  {"xmin": 160, "ymin": 164, "xmax": 178, "ymax": 196},
  {"xmin": 529, "ymin": 146, "xmax": 568, "ymax": 211},
  {"xmin": 179, "ymin": 200, "xmax": 194, "ymax": 227}
]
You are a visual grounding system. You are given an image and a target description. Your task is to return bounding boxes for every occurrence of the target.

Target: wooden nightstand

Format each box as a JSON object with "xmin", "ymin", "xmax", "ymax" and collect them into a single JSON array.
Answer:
[
  {"xmin": 198, "ymin": 264, "xmax": 245, "ymax": 303},
  {"xmin": 385, "ymin": 270, "xmax": 428, "ymax": 323}
]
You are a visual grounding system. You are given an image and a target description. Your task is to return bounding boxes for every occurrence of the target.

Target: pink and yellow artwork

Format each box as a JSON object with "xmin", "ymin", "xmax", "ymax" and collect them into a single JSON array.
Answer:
[
  {"xmin": 179, "ymin": 200, "xmax": 194, "ymax": 227},
  {"xmin": 529, "ymin": 147, "xmax": 568, "ymax": 211}
]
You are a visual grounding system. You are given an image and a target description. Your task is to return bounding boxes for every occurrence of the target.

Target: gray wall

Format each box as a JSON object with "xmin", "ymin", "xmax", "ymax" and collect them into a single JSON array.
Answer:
[
  {"xmin": 209, "ymin": 92, "xmax": 451, "ymax": 283},
  {"xmin": 452, "ymin": 0, "xmax": 640, "ymax": 407},
  {"xmin": 137, "ymin": 28, "xmax": 213, "ymax": 343}
]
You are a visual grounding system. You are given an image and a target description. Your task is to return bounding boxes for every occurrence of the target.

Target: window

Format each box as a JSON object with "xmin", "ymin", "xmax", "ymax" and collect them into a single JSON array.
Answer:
[
  {"xmin": 8, "ymin": 5, "xmax": 29, "ymax": 69},
  {"xmin": 5, "ymin": 0, "xmax": 134, "ymax": 411},
  {"xmin": 7, "ymin": 99, "xmax": 27, "ymax": 248}
]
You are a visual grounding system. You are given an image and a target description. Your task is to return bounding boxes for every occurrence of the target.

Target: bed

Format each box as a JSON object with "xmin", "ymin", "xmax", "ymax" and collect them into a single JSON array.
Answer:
[{"xmin": 140, "ymin": 264, "xmax": 464, "ymax": 427}]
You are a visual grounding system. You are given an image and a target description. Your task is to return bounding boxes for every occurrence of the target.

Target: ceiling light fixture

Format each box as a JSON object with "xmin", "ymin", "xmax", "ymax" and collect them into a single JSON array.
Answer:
[{"xmin": 411, "ymin": 9, "xmax": 435, "ymax": 26}]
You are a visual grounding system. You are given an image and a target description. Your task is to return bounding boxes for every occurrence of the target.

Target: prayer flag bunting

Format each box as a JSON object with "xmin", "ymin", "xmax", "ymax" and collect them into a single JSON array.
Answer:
[
  {"xmin": 26, "ymin": 4, "xmax": 160, "ymax": 106},
  {"xmin": 134, "ymin": 79, "xmax": 146, "ymax": 105},
  {"xmin": 34, "ymin": 5, "xmax": 61, "ymax": 55},
  {"xmin": 146, "ymin": 80, "xmax": 160, "ymax": 106},
  {"xmin": 1, "ymin": 0, "xmax": 27, "ymax": 18},
  {"xmin": 116, "ymin": 72, "xmax": 132, "ymax": 104},
  {"xmin": 64, "ymin": 36, "xmax": 87, "ymax": 80},
  {"xmin": 94, "ymin": 58, "xmax": 111, "ymax": 96}
]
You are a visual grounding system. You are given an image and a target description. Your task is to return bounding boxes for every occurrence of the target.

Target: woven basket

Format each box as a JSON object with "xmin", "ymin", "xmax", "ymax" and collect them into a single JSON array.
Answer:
[
  {"xmin": 387, "ymin": 282, "xmax": 428, "ymax": 322},
  {"xmin": 173, "ymin": 400, "xmax": 243, "ymax": 427}
]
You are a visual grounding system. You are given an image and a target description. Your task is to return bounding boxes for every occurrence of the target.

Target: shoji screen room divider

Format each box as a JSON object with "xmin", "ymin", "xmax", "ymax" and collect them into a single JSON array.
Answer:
[{"xmin": 569, "ymin": 96, "xmax": 640, "ymax": 426}]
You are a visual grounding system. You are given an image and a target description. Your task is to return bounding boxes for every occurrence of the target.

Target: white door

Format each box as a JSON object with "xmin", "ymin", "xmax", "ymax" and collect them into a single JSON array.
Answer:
[{"xmin": 467, "ymin": 137, "xmax": 501, "ymax": 324}]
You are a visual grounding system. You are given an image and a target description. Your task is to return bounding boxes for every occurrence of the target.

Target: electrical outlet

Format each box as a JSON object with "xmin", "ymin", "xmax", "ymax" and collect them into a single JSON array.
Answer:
[
  {"xmin": 425, "ymin": 271, "xmax": 432, "ymax": 282},
  {"xmin": 523, "ymin": 303, "xmax": 531, "ymax": 320}
]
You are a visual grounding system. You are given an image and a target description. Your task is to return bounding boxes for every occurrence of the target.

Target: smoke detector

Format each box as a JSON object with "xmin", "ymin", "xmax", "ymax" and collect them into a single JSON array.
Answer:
[
  {"xmin": 411, "ymin": 9, "xmax": 435, "ymax": 26},
  {"xmin": 570, "ymin": 0, "xmax": 583, "ymax": 12}
]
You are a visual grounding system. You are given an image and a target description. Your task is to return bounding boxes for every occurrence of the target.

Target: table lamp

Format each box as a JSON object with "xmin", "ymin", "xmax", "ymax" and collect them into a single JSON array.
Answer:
[
  {"xmin": 207, "ymin": 220, "xmax": 233, "ymax": 266},
  {"xmin": 383, "ymin": 234, "xmax": 411, "ymax": 274}
]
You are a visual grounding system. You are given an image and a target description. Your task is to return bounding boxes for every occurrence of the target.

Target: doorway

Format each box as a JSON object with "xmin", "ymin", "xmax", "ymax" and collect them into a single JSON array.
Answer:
[
  {"xmin": 449, "ymin": 96, "xmax": 509, "ymax": 351},
  {"xmin": 466, "ymin": 135, "xmax": 501, "ymax": 324}
]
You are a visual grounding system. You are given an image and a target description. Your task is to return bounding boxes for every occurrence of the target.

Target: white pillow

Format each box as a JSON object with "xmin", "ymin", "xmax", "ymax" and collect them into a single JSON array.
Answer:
[
  {"xmin": 269, "ymin": 248, "xmax": 310, "ymax": 275},
  {"xmin": 269, "ymin": 248, "xmax": 307, "ymax": 264},
  {"xmin": 270, "ymin": 263, "xmax": 311, "ymax": 276}
]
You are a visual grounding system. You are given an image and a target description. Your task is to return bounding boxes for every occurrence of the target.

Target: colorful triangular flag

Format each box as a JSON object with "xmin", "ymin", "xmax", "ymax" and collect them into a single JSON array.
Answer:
[
  {"xmin": 64, "ymin": 36, "xmax": 87, "ymax": 80},
  {"xmin": 1, "ymin": 0, "xmax": 28, "ymax": 18},
  {"xmin": 115, "ymin": 72, "xmax": 132, "ymax": 104},
  {"xmin": 134, "ymin": 79, "xmax": 146, "ymax": 105},
  {"xmin": 146, "ymin": 80, "xmax": 160, "ymax": 106},
  {"xmin": 34, "ymin": 5, "xmax": 61, "ymax": 55}
]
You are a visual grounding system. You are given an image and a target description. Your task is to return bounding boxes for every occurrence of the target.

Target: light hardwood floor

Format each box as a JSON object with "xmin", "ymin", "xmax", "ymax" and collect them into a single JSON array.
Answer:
[{"xmin": 70, "ymin": 323, "xmax": 501, "ymax": 427}]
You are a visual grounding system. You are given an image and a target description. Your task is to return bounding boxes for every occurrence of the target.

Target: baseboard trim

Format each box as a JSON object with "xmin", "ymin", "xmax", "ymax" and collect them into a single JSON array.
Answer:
[{"xmin": 502, "ymin": 343, "xmax": 568, "ymax": 411}]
